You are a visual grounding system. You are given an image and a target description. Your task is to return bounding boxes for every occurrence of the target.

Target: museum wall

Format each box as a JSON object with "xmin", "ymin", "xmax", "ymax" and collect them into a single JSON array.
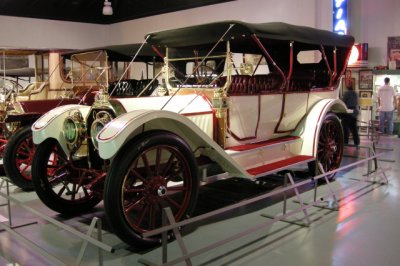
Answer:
[
  {"xmin": 0, "ymin": 15, "xmax": 107, "ymax": 50},
  {"xmin": 0, "ymin": 0, "xmax": 329, "ymax": 50},
  {"xmin": 0, "ymin": 0, "xmax": 400, "ymax": 68},
  {"xmin": 349, "ymin": 0, "xmax": 400, "ymax": 67},
  {"xmin": 106, "ymin": 0, "xmax": 331, "ymax": 44}
]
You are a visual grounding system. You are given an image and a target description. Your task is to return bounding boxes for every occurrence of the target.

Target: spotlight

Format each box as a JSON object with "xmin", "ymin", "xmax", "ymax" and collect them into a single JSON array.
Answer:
[{"xmin": 103, "ymin": 0, "xmax": 113, "ymax": 16}]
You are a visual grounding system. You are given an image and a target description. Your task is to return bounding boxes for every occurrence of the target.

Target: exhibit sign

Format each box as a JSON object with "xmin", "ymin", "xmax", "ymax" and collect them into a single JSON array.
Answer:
[
  {"xmin": 388, "ymin": 36, "xmax": 400, "ymax": 69},
  {"xmin": 333, "ymin": 0, "xmax": 348, "ymax": 35}
]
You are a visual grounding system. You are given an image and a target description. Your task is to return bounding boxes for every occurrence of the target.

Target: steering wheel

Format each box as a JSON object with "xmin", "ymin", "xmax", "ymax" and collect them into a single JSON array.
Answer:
[
  {"xmin": 193, "ymin": 65, "xmax": 216, "ymax": 85},
  {"xmin": 0, "ymin": 79, "xmax": 22, "ymax": 100}
]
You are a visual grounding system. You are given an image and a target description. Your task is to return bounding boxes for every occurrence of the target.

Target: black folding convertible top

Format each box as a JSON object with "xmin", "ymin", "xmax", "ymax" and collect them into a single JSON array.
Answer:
[
  {"xmin": 146, "ymin": 21, "xmax": 355, "ymax": 48},
  {"xmin": 62, "ymin": 43, "xmax": 161, "ymax": 62},
  {"xmin": 3, "ymin": 67, "xmax": 35, "ymax": 77}
]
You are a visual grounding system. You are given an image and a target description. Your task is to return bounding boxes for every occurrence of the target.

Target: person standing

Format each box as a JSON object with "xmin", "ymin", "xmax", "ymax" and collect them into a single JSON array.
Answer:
[
  {"xmin": 377, "ymin": 77, "xmax": 396, "ymax": 134},
  {"xmin": 342, "ymin": 83, "xmax": 360, "ymax": 146}
]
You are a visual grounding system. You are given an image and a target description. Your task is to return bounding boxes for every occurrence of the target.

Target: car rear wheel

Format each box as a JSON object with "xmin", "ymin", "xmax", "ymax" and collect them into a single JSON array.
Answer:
[
  {"xmin": 32, "ymin": 138, "xmax": 102, "ymax": 214},
  {"xmin": 309, "ymin": 113, "xmax": 344, "ymax": 180},
  {"xmin": 104, "ymin": 130, "xmax": 199, "ymax": 248}
]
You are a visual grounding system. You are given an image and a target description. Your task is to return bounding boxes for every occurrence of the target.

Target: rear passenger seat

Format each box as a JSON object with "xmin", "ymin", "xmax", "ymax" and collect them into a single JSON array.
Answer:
[
  {"xmin": 227, "ymin": 73, "xmax": 283, "ymax": 95},
  {"xmin": 217, "ymin": 70, "xmax": 330, "ymax": 94}
]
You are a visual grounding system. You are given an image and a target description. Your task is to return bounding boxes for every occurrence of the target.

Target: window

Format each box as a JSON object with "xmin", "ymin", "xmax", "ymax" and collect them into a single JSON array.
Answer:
[{"xmin": 297, "ymin": 50, "xmax": 322, "ymax": 64}]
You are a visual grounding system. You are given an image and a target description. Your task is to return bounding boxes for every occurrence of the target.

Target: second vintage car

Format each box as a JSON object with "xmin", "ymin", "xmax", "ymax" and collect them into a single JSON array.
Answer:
[{"xmin": 4, "ymin": 44, "xmax": 160, "ymax": 190}]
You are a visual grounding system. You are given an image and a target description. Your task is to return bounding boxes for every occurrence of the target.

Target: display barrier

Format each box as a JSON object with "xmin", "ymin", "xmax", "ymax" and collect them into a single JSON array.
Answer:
[
  {"xmin": 138, "ymin": 153, "xmax": 389, "ymax": 266},
  {"xmin": 0, "ymin": 153, "xmax": 390, "ymax": 265},
  {"xmin": 0, "ymin": 178, "xmax": 114, "ymax": 266},
  {"xmin": 344, "ymin": 139, "xmax": 395, "ymax": 172}
]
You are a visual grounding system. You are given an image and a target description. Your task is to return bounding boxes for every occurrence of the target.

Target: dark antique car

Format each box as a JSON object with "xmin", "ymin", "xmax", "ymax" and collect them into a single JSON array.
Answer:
[
  {"xmin": 0, "ymin": 49, "xmax": 82, "ymax": 186},
  {"xmin": 4, "ymin": 44, "xmax": 159, "ymax": 190},
  {"xmin": 0, "ymin": 49, "xmax": 48, "ymax": 158},
  {"xmin": 32, "ymin": 21, "xmax": 354, "ymax": 247}
]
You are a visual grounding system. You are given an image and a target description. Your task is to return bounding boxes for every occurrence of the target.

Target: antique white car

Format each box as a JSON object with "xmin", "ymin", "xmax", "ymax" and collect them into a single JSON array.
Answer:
[{"xmin": 33, "ymin": 21, "xmax": 354, "ymax": 247}]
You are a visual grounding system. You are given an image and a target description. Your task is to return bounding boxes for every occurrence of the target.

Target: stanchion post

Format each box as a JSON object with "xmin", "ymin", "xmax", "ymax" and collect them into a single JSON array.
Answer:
[
  {"xmin": 317, "ymin": 163, "xmax": 339, "ymax": 209},
  {"xmin": 6, "ymin": 179, "xmax": 12, "ymax": 227},
  {"xmin": 313, "ymin": 176, "xmax": 318, "ymax": 202},
  {"xmin": 162, "ymin": 209, "xmax": 168, "ymax": 264},
  {"xmin": 97, "ymin": 218, "xmax": 103, "ymax": 266},
  {"xmin": 283, "ymin": 174, "xmax": 287, "ymax": 214},
  {"xmin": 285, "ymin": 173, "xmax": 311, "ymax": 225},
  {"xmin": 76, "ymin": 217, "xmax": 96, "ymax": 265},
  {"xmin": 164, "ymin": 207, "xmax": 192, "ymax": 266},
  {"xmin": 368, "ymin": 144, "xmax": 372, "ymax": 174}
]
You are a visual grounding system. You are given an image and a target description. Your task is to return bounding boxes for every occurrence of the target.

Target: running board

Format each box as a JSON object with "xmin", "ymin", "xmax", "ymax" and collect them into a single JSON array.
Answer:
[
  {"xmin": 226, "ymin": 136, "xmax": 300, "ymax": 156},
  {"xmin": 247, "ymin": 155, "xmax": 314, "ymax": 178}
]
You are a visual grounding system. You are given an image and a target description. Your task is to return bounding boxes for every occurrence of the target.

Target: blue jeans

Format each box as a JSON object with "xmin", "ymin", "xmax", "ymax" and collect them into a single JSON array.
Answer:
[{"xmin": 379, "ymin": 111, "xmax": 394, "ymax": 134}]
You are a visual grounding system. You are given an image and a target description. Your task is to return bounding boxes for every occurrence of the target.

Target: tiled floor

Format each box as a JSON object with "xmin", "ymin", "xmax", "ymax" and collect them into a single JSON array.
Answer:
[{"xmin": 0, "ymin": 135, "xmax": 399, "ymax": 266}]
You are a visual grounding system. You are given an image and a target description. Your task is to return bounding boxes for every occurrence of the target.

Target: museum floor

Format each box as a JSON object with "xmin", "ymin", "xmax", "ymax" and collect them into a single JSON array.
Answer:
[{"xmin": 0, "ymin": 134, "xmax": 399, "ymax": 266}]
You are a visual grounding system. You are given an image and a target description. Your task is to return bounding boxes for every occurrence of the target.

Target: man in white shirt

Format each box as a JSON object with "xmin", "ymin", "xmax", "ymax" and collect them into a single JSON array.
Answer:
[{"xmin": 377, "ymin": 77, "xmax": 396, "ymax": 134}]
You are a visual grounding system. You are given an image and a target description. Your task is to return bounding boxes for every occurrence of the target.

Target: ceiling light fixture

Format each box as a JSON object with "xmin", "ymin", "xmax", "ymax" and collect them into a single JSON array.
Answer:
[{"xmin": 102, "ymin": 0, "xmax": 113, "ymax": 16}]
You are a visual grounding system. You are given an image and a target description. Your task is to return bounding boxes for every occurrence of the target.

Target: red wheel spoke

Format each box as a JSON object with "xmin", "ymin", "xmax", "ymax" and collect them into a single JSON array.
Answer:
[
  {"xmin": 57, "ymin": 184, "xmax": 67, "ymax": 196},
  {"xmin": 16, "ymin": 158, "xmax": 30, "ymax": 164},
  {"xmin": 124, "ymin": 186, "xmax": 145, "ymax": 194},
  {"xmin": 129, "ymin": 168, "xmax": 147, "ymax": 183},
  {"xmin": 21, "ymin": 171, "xmax": 29, "ymax": 180},
  {"xmin": 20, "ymin": 163, "xmax": 30, "ymax": 173},
  {"xmin": 125, "ymin": 197, "xmax": 144, "ymax": 213},
  {"xmin": 162, "ymin": 153, "xmax": 176, "ymax": 177},
  {"xmin": 71, "ymin": 183, "xmax": 77, "ymax": 200},
  {"xmin": 141, "ymin": 153, "xmax": 152, "ymax": 177},
  {"xmin": 154, "ymin": 147, "xmax": 162, "ymax": 176},
  {"xmin": 135, "ymin": 203, "xmax": 149, "ymax": 228},
  {"xmin": 20, "ymin": 142, "xmax": 32, "ymax": 151},
  {"xmin": 149, "ymin": 204, "xmax": 156, "ymax": 229},
  {"xmin": 17, "ymin": 151, "xmax": 30, "ymax": 157}
]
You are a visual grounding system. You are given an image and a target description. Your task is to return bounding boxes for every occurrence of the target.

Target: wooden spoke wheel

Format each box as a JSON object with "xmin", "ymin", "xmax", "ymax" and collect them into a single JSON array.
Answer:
[
  {"xmin": 104, "ymin": 131, "xmax": 199, "ymax": 248},
  {"xmin": 32, "ymin": 138, "xmax": 102, "ymax": 214}
]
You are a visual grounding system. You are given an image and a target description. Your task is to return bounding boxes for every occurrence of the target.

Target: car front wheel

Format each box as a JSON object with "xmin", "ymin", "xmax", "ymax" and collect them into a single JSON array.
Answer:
[
  {"xmin": 103, "ymin": 130, "xmax": 199, "ymax": 248},
  {"xmin": 31, "ymin": 138, "xmax": 102, "ymax": 214}
]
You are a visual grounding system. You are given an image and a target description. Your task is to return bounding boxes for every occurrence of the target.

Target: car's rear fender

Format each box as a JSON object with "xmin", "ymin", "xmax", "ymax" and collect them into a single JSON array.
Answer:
[
  {"xmin": 32, "ymin": 104, "xmax": 91, "ymax": 154},
  {"xmin": 293, "ymin": 98, "xmax": 347, "ymax": 157},
  {"xmin": 97, "ymin": 109, "xmax": 249, "ymax": 178}
]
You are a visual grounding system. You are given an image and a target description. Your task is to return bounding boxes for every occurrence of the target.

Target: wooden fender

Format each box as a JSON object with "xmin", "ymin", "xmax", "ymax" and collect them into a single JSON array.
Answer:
[
  {"xmin": 293, "ymin": 98, "xmax": 347, "ymax": 157},
  {"xmin": 32, "ymin": 104, "xmax": 91, "ymax": 155},
  {"xmin": 97, "ymin": 109, "xmax": 250, "ymax": 178}
]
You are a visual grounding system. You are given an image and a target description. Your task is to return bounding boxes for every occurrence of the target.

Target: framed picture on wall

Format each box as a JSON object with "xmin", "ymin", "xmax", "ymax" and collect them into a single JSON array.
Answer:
[
  {"xmin": 388, "ymin": 36, "xmax": 400, "ymax": 69},
  {"xmin": 359, "ymin": 90, "xmax": 372, "ymax": 98},
  {"xmin": 359, "ymin": 69, "xmax": 373, "ymax": 90},
  {"xmin": 359, "ymin": 90, "xmax": 373, "ymax": 108}
]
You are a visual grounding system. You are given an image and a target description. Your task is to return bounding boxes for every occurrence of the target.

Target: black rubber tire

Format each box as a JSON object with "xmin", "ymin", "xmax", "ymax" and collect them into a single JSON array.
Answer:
[
  {"xmin": 308, "ymin": 113, "xmax": 344, "ymax": 180},
  {"xmin": 31, "ymin": 138, "xmax": 101, "ymax": 214},
  {"xmin": 3, "ymin": 126, "xmax": 35, "ymax": 191},
  {"xmin": 104, "ymin": 130, "xmax": 199, "ymax": 248}
]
